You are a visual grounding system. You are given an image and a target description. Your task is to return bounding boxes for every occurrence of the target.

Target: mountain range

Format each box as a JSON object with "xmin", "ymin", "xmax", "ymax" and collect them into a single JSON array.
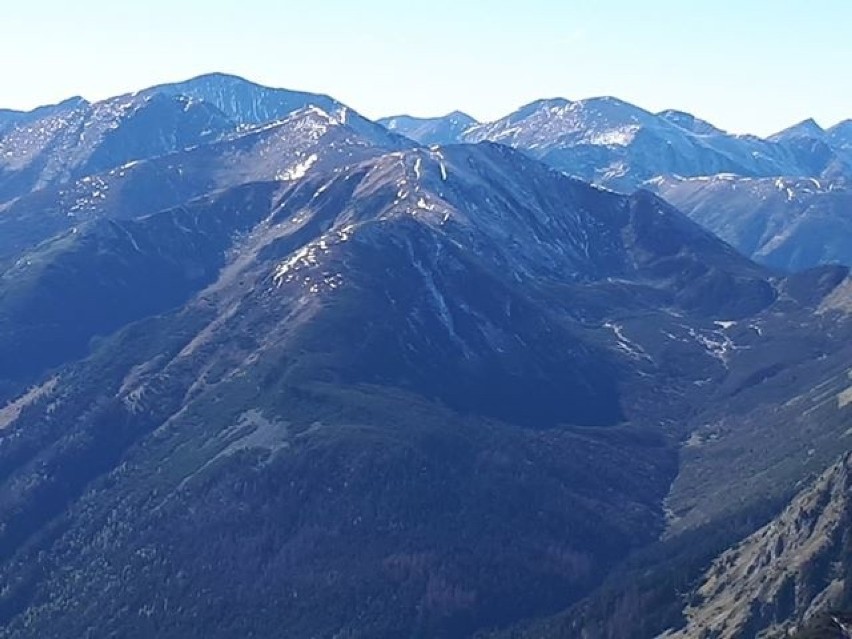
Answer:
[
  {"xmin": 382, "ymin": 99, "xmax": 852, "ymax": 192},
  {"xmin": 381, "ymin": 103, "xmax": 852, "ymax": 274},
  {"xmin": 0, "ymin": 73, "xmax": 850, "ymax": 639}
]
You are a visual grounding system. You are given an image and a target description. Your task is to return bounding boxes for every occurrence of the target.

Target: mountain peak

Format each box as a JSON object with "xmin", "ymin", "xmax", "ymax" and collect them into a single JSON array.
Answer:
[
  {"xmin": 175, "ymin": 71, "xmax": 256, "ymax": 85},
  {"xmin": 658, "ymin": 108, "xmax": 726, "ymax": 135},
  {"xmin": 146, "ymin": 73, "xmax": 341, "ymax": 126},
  {"xmin": 512, "ymin": 97, "xmax": 572, "ymax": 119},
  {"xmin": 0, "ymin": 95, "xmax": 90, "ymax": 125},
  {"xmin": 770, "ymin": 117, "xmax": 826, "ymax": 141},
  {"xmin": 462, "ymin": 95, "xmax": 654, "ymax": 158},
  {"xmin": 377, "ymin": 111, "xmax": 478, "ymax": 145},
  {"xmin": 56, "ymin": 95, "xmax": 89, "ymax": 109},
  {"xmin": 827, "ymin": 119, "xmax": 852, "ymax": 148}
]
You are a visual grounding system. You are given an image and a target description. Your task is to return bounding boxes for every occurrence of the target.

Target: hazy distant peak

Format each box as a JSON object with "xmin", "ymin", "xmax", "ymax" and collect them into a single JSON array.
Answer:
[
  {"xmin": 377, "ymin": 111, "xmax": 478, "ymax": 145},
  {"xmin": 145, "ymin": 72, "xmax": 342, "ymax": 126},
  {"xmin": 829, "ymin": 118, "xmax": 852, "ymax": 132},
  {"xmin": 658, "ymin": 109, "xmax": 726, "ymax": 135},
  {"xmin": 827, "ymin": 119, "xmax": 852, "ymax": 149},
  {"xmin": 511, "ymin": 97, "xmax": 572, "ymax": 119},
  {"xmin": 0, "ymin": 95, "xmax": 90, "ymax": 122},
  {"xmin": 446, "ymin": 109, "xmax": 475, "ymax": 119},
  {"xmin": 770, "ymin": 117, "xmax": 826, "ymax": 141}
]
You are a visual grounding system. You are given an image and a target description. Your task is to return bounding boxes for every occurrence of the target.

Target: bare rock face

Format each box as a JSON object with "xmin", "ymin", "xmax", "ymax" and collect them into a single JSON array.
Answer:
[{"xmin": 663, "ymin": 453, "xmax": 852, "ymax": 639}]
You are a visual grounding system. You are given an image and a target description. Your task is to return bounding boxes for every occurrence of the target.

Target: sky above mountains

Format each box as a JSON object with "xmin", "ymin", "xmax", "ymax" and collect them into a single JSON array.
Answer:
[{"xmin": 2, "ymin": 0, "xmax": 849, "ymax": 136}]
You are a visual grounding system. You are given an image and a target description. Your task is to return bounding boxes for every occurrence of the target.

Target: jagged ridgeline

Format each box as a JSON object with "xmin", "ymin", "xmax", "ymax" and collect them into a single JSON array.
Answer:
[{"xmin": 0, "ymin": 74, "xmax": 851, "ymax": 639}]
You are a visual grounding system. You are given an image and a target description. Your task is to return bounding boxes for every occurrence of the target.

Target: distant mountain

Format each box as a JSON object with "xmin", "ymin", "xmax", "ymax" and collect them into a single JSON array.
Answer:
[
  {"xmin": 0, "ymin": 97, "xmax": 88, "ymax": 134},
  {"xmin": 769, "ymin": 117, "xmax": 827, "ymax": 142},
  {"xmin": 459, "ymin": 97, "xmax": 851, "ymax": 190},
  {"xmin": 650, "ymin": 174, "xmax": 852, "ymax": 271},
  {"xmin": 147, "ymin": 72, "xmax": 343, "ymax": 126},
  {"xmin": 828, "ymin": 119, "xmax": 852, "ymax": 151},
  {"xmin": 0, "ymin": 74, "xmax": 377, "ymax": 205},
  {"xmin": 657, "ymin": 109, "xmax": 725, "ymax": 136},
  {"xmin": 767, "ymin": 116, "xmax": 852, "ymax": 152},
  {"xmin": 0, "ymin": 102, "xmax": 414, "ymax": 391},
  {"xmin": 0, "ymin": 92, "xmax": 233, "ymax": 201},
  {"xmin": 377, "ymin": 97, "xmax": 851, "ymax": 191},
  {"xmin": 0, "ymin": 103, "xmax": 412, "ymax": 263},
  {"xmin": 378, "ymin": 111, "xmax": 478, "ymax": 145}
]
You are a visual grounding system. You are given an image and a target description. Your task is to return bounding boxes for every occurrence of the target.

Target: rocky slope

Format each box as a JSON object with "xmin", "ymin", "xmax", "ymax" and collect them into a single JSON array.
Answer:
[
  {"xmin": 0, "ymin": 103, "xmax": 412, "ymax": 264},
  {"xmin": 662, "ymin": 453, "xmax": 852, "ymax": 639},
  {"xmin": 0, "ymin": 73, "xmax": 386, "ymax": 206},
  {"xmin": 0, "ymin": 93, "xmax": 233, "ymax": 202},
  {"xmin": 148, "ymin": 72, "xmax": 343, "ymax": 126},
  {"xmin": 649, "ymin": 175, "xmax": 852, "ymax": 271}
]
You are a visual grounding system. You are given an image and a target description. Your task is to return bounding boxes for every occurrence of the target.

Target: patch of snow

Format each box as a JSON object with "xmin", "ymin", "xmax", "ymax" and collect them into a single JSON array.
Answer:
[
  {"xmin": 337, "ymin": 224, "xmax": 356, "ymax": 241},
  {"xmin": 277, "ymin": 154, "xmax": 318, "ymax": 181},
  {"xmin": 688, "ymin": 327, "xmax": 738, "ymax": 364},
  {"xmin": 604, "ymin": 322, "xmax": 651, "ymax": 360},
  {"xmin": 273, "ymin": 244, "xmax": 319, "ymax": 285},
  {"xmin": 586, "ymin": 125, "xmax": 640, "ymax": 146}
]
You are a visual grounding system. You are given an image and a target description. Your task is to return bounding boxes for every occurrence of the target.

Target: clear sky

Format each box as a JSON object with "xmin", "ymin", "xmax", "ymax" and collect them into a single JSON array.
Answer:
[{"xmin": 1, "ymin": 0, "xmax": 849, "ymax": 136}]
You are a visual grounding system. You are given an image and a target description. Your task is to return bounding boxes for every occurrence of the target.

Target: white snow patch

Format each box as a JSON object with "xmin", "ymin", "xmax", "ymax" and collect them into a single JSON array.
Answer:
[
  {"xmin": 337, "ymin": 224, "xmax": 356, "ymax": 241},
  {"xmin": 586, "ymin": 125, "xmax": 639, "ymax": 146},
  {"xmin": 273, "ymin": 244, "xmax": 319, "ymax": 285},
  {"xmin": 431, "ymin": 149, "xmax": 449, "ymax": 181},
  {"xmin": 604, "ymin": 322, "xmax": 651, "ymax": 360},
  {"xmin": 277, "ymin": 154, "xmax": 318, "ymax": 181},
  {"xmin": 688, "ymin": 327, "xmax": 737, "ymax": 364}
]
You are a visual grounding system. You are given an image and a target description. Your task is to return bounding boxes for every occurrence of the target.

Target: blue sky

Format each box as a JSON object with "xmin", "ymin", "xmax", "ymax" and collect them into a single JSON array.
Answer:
[{"xmin": 2, "ymin": 0, "xmax": 849, "ymax": 136}]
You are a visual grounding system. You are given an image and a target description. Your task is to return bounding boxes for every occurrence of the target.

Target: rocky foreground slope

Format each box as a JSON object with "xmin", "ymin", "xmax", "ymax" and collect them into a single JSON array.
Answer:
[{"xmin": 663, "ymin": 452, "xmax": 851, "ymax": 638}]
